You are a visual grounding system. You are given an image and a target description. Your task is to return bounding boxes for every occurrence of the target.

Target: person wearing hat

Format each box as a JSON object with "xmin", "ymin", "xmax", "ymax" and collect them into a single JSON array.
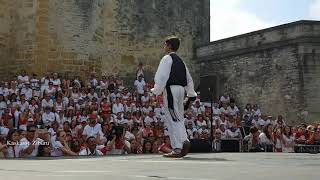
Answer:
[
  {"xmin": 82, "ymin": 114, "xmax": 103, "ymax": 142},
  {"xmin": 151, "ymin": 36, "xmax": 197, "ymax": 158}
]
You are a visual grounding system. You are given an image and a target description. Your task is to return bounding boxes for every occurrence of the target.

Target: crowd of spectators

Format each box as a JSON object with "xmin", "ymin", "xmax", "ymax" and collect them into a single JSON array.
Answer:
[{"xmin": 0, "ymin": 68, "xmax": 319, "ymax": 158}]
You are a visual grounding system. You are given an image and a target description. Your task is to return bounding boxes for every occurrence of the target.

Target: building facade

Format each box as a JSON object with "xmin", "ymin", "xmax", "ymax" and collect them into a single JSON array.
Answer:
[{"xmin": 197, "ymin": 21, "xmax": 320, "ymax": 124}]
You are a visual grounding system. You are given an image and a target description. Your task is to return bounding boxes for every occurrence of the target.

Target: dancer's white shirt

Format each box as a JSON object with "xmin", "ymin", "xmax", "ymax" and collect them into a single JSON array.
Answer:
[{"xmin": 151, "ymin": 53, "xmax": 197, "ymax": 150}]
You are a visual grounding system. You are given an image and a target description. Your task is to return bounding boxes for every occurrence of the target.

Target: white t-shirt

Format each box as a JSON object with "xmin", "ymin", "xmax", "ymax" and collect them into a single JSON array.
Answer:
[
  {"xmin": 17, "ymin": 101, "xmax": 29, "ymax": 112},
  {"xmin": 82, "ymin": 124, "xmax": 103, "ymax": 138},
  {"xmin": 124, "ymin": 131, "xmax": 135, "ymax": 141},
  {"xmin": 112, "ymin": 103, "xmax": 124, "ymax": 114},
  {"xmin": 134, "ymin": 80, "xmax": 146, "ymax": 95},
  {"xmin": 20, "ymin": 88, "xmax": 33, "ymax": 100},
  {"xmin": 19, "ymin": 137, "xmax": 44, "ymax": 157},
  {"xmin": 282, "ymin": 134, "xmax": 295, "ymax": 153},
  {"xmin": 6, "ymin": 145, "xmax": 22, "ymax": 158},
  {"xmin": 42, "ymin": 99, "xmax": 54, "ymax": 108},
  {"xmin": 79, "ymin": 147, "xmax": 103, "ymax": 156},
  {"xmin": 51, "ymin": 141, "xmax": 64, "ymax": 157},
  {"xmin": 259, "ymin": 133, "xmax": 273, "ymax": 145},
  {"xmin": 0, "ymin": 126, "xmax": 9, "ymax": 136},
  {"xmin": 18, "ymin": 75, "xmax": 29, "ymax": 84},
  {"xmin": 225, "ymin": 129, "xmax": 241, "ymax": 138},
  {"xmin": 212, "ymin": 107, "xmax": 221, "ymax": 116},
  {"xmin": 42, "ymin": 112, "xmax": 56, "ymax": 126},
  {"xmin": 142, "ymin": 106, "xmax": 153, "ymax": 114},
  {"xmin": 144, "ymin": 116, "xmax": 157, "ymax": 124},
  {"xmin": 227, "ymin": 106, "xmax": 239, "ymax": 116},
  {"xmin": 192, "ymin": 106, "xmax": 205, "ymax": 115},
  {"xmin": 141, "ymin": 95, "xmax": 150, "ymax": 103}
]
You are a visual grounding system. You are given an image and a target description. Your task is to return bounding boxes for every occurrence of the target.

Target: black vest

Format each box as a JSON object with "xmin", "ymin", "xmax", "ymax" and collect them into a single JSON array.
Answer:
[{"xmin": 166, "ymin": 53, "xmax": 187, "ymax": 87}]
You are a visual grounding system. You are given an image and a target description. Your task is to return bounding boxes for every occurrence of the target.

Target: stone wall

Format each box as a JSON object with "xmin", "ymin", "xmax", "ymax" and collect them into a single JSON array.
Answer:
[
  {"xmin": 0, "ymin": 0, "xmax": 210, "ymax": 85},
  {"xmin": 197, "ymin": 21, "xmax": 320, "ymax": 124}
]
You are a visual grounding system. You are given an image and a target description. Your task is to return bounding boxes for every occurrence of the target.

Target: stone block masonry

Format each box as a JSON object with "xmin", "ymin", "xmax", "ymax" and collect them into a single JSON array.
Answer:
[
  {"xmin": 0, "ymin": 0, "xmax": 210, "ymax": 86},
  {"xmin": 197, "ymin": 21, "xmax": 320, "ymax": 124}
]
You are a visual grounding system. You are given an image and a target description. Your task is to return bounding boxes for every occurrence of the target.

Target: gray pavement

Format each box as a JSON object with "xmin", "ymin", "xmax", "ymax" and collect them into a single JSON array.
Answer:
[{"xmin": 1, "ymin": 153, "xmax": 320, "ymax": 180}]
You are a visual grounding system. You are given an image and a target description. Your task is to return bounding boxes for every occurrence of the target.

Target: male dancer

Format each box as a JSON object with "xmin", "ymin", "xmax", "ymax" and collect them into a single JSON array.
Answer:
[{"xmin": 151, "ymin": 36, "xmax": 197, "ymax": 158}]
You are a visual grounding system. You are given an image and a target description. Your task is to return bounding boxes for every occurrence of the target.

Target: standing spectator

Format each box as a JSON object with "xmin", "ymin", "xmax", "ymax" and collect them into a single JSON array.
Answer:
[
  {"xmin": 136, "ymin": 62, "xmax": 145, "ymax": 80},
  {"xmin": 17, "ymin": 70, "xmax": 29, "ymax": 89},
  {"xmin": 134, "ymin": 75, "xmax": 146, "ymax": 104},
  {"xmin": 51, "ymin": 73, "xmax": 61, "ymax": 91},
  {"xmin": 275, "ymin": 115, "xmax": 286, "ymax": 128}
]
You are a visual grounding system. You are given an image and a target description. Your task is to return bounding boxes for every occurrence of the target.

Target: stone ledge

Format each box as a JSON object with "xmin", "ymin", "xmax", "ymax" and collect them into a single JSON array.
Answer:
[{"xmin": 198, "ymin": 36, "xmax": 320, "ymax": 62}]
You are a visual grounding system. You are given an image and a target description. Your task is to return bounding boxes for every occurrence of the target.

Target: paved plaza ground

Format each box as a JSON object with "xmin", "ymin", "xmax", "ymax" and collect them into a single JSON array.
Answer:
[{"xmin": 1, "ymin": 153, "xmax": 319, "ymax": 180}]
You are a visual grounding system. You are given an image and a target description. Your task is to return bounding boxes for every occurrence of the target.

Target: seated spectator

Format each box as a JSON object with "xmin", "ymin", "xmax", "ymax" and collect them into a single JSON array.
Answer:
[
  {"xmin": 152, "ymin": 139, "xmax": 161, "ymax": 154},
  {"xmin": 42, "ymin": 107, "xmax": 55, "ymax": 127},
  {"xmin": 227, "ymin": 99, "xmax": 239, "ymax": 116},
  {"xmin": 273, "ymin": 127, "xmax": 283, "ymax": 152},
  {"xmin": 142, "ymin": 140, "xmax": 153, "ymax": 154},
  {"xmin": 212, "ymin": 103, "xmax": 221, "ymax": 117},
  {"xmin": 219, "ymin": 93, "xmax": 230, "ymax": 104},
  {"xmin": 252, "ymin": 104, "xmax": 261, "ymax": 116},
  {"xmin": 186, "ymin": 121, "xmax": 197, "ymax": 139},
  {"xmin": 106, "ymin": 131, "xmax": 131, "ymax": 155},
  {"xmin": 295, "ymin": 126, "xmax": 306, "ymax": 144},
  {"xmin": 112, "ymin": 97, "xmax": 124, "ymax": 114},
  {"xmin": 218, "ymin": 124, "xmax": 227, "ymax": 139},
  {"xmin": 79, "ymin": 136, "xmax": 103, "ymax": 156},
  {"xmin": 158, "ymin": 136, "xmax": 172, "ymax": 154},
  {"xmin": 225, "ymin": 125, "xmax": 242, "ymax": 139},
  {"xmin": 282, "ymin": 126, "xmax": 295, "ymax": 153},
  {"xmin": 51, "ymin": 130, "xmax": 77, "ymax": 157},
  {"xmin": 41, "ymin": 94, "xmax": 54, "ymax": 109},
  {"xmin": 213, "ymin": 129, "xmax": 222, "ymax": 152},
  {"xmin": 244, "ymin": 126, "xmax": 263, "ymax": 152},
  {"xmin": 196, "ymin": 114, "xmax": 207, "ymax": 129},
  {"xmin": 2, "ymin": 129, "xmax": 21, "ymax": 158},
  {"xmin": 259, "ymin": 124, "xmax": 274, "ymax": 151},
  {"xmin": 144, "ymin": 111, "xmax": 158, "ymax": 124},
  {"xmin": 82, "ymin": 114, "xmax": 103, "ymax": 142},
  {"xmin": 130, "ymin": 139, "xmax": 142, "ymax": 154},
  {"xmin": 19, "ymin": 125, "xmax": 45, "ymax": 157},
  {"xmin": 37, "ymin": 142, "xmax": 52, "ymax": 157},
  {"xmin": 191, "ymin": 100, "xmax": 205, "ymax": 116},
  {"xmin": 142, "ymin": 122, "xmax": 154, "ymax": 138}
]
